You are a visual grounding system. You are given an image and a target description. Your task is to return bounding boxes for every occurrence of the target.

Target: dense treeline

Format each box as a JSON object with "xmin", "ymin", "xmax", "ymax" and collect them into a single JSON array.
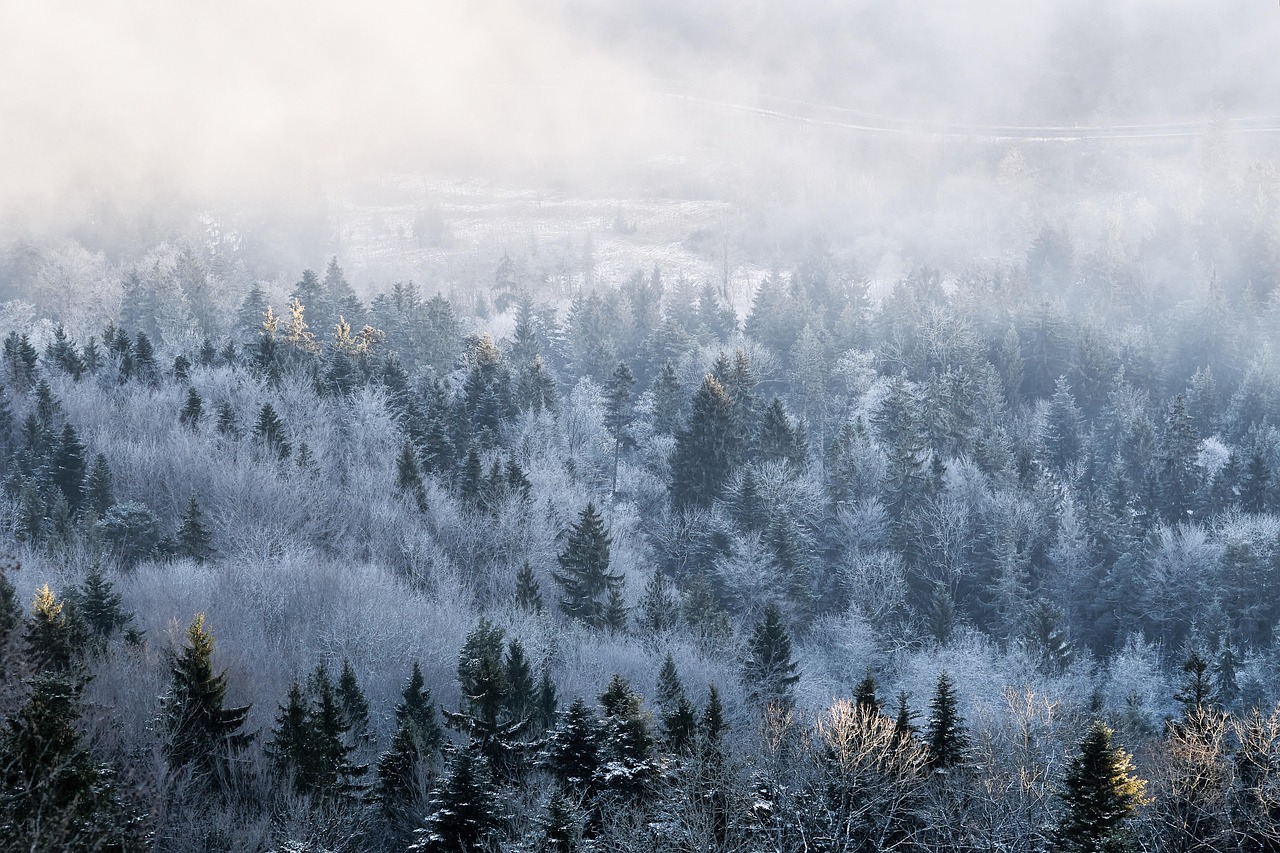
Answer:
[{"xmin": 1, "ymin": 218, "xmax": 1280, "ymax": 851}]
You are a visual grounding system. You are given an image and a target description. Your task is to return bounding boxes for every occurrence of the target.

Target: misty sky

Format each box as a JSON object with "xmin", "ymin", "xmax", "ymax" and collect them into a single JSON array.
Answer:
[{"xmin": 2, "ymin": 0, "xmax": 1277, "ymax": 227}]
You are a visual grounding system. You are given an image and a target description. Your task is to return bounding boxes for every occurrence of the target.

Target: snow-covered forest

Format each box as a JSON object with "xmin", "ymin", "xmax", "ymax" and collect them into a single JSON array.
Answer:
[{"xmin": 4, "ymin": 1, "xmax": 1280, "ymax": 851}]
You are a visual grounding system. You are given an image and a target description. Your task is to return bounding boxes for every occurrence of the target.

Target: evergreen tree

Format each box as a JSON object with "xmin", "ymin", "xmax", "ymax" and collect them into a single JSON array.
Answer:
[
  {"xmin": 337, "ymin": 658, "xmax": 371, "ymax": 744},
  {"xmin": 536, "ymin": 666, "xmax": 559, "ymax": 734},
  {"xmin": 132, "ymin": 332, "xmax": 158, "ymax": 385},
  {"xmin": 0, "ymin": 674, "xmax": 139, "ymax": 851},
  {"xmin": 1055, "ymin": 721, "xmax": 1147, "ymax": 853},
  {"xmin": 179, "ymin": 386, "xmax": 203, "ymax": 429},
  {"xmin": 537, "ymin": 791, "xmax": 584, "ymax": 853},
  {"xmin": 1174, "ymin": 648, "xmax": 1213, "ymax": 724},
  {"xmin": 52, "ymin": 423, "xmax": 87, "ymax": 513},
  {"xmin": 303, "ymin": 663, "xmax": 367, "ymax": 798},
  {"xmin": 743, "ymin": 602, "xmax": 799, "ymax": 712},
  {"xmin": 637, "ymin": 571, "xmax": 680, "ymax": 633},
  {"xmin": 924, "ymin": 671, "xmax": 968, "ymax": 770},
  {"xmin": 413, "ymin": 745, "xmax": 503, "ymax": 853},
  {"xmin": 670, "ymin": 375, "xmax": 737, "ymax": 509},
  {"xmin": 541, "ymin": 697, "xmax": 602, "ymax": 793},
  {"xmin": 701, "ymin": 683, "xmax": 727, "ymax": 757},
  {"xmin": 605, "ymin": 361, "xmax": 635, "ymax": 498},
  {"xmin": 513, "ymin": 561, "xmax": 544, "ymax": 614},
  {"xmin": 504, "ymin": 639, "xmax": 536, "ymax": 724},
  {"xmin": 893, "ymin": 691, "xmax": 919, "ymax": 745},
  {"xmin": 176, "ymin": 493, "xmax": 214, "ymax": 562},
  {"xmin": 553, "ymin": 503, "xmax": 622, "ymax": 629},
  {"xmin": 253, "ymin": 402, "xmax": 290, "ymax": 459},
  {"xmin": 71, "ymin": 564, "xmax": 134, "ymax": 645},
  {"xmin": 650, "ymin": 360, "xmax": 684, "ymax": 435},
  {"xmin": 161, "ymin": 614, "xmax": 253, "ymax": 791},
  {"xmin": 0, "ymin": 561, "xmax": 19, "ymax": 655},
  {"xmin": 854, "ymin": 668, "xmax": 881, "ymax": 715},
  {"xmin": 376, "ymin": 718, "xmax": 430, "ymax": 830},
  {"xmin": 756, "ymin": 397, "xmax": 807, "ymax": 468},
  {"xmin": 396, "ymin": 437, "xmax": 428, "ymax": 511},
  {"xmin": 397, "ymin": 661, "xmax": 444, "ymax": 756},
  {"xmin": 268, "ymin": 680, "xmax": 312, "ymax": 790},
  {"xmin": 604, "ymin": 585, "xmax": 629, "ymax": 634},
  {"xmin": 24, "ymin": 585, "xmax": 84, "ymax": 673},
  {"xmin": 215, "ymin": 400, "xmax": 240, "ymax": 438}
]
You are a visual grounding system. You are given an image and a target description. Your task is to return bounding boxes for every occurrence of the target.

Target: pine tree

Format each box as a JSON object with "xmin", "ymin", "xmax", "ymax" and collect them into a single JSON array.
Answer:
[
  {"xmin": 670, "ymin": 375, "xmax": 737, "ymax": 509},
  {"xmin": 0, "ymin": 559, "xmax": 19, "ymax": 654},
  {"xmin": 893, "ymin": 691, "xmax": 919, "ymax": 745},
  {"xmin": 269, "ymin": 680, "xmax": 312, "ymax": 790},
  {"xmin": 161, "ymin": 614, "xmax": 253, "ymax": 791},
  {"xmin": 176, "ymin": 493, "xmax": 214, "ymax": 562},
  {"xmin": 553, "ymin": 503, "xmax": 622, "ymax": 629},
  {"xmin": 854, "ymin": 668, "xmax": 881, "ymax": 715},
  {"xmin": 513, "ymin": 561, "xmax": 544, "ymax": 614},
  {"xmin": 304, "ymin": 663, "xmax": 367, "ymax": 798},
  {"xmin": 504, "ymin": 639, "xmax": 536, "ymax": 724},
  {"xmin": 541, "ymin": 697, "xmax": 602, "ymax": 793},
  {"xmin": 701, "ymin": 683, "xmax": 727, "ymax": 757},
  {"xmin": 604, "ymin": 585, "xmax": 629, "ymax": 634},
  {"xmin": 337, "ymin": 658, "xmax": 371, "ymax": 744},
  {"xmin": 24, "ymin": 584, "xmax": 84, "ymax": 673},
  {"xmin": 924, "ymin": 671, "xmax": 968, "ymax": 770},
  {"xmin": 397, "ymin": 662, "xmax": 444, "ymax": 756},
  {"xmin": 396, "ymin": 437, "xmax": 428, "ymax": 511},
  {"xmin": 72, "ymin": 564, "xmax": 134, "ymax": 644},
  {"xmin": 253, "ymin": 403, "xmax": 290, "ymax": 459},
  {"xmin": 605, "ymin": 361, "xmax": 635, "ymax": 498},
  {"xmin": 132, "ymin": 331, "xmax": 158, "ymax": 385},
  {"xmin": 413, "ymin": 745, "xmax": 503, "ymax": 853},
  {"xmin": 179, "ymin": 386, "xmax": 203, "ymax": 429},
  {"xmin": 637, "ymin": 571, "xmax": 679, "ymax": 633},
  {"xmin": 215, "ymin": 400, "xmax": 240, "ymax": 438},
  {"xmin": 756, "ymin": 397, "xmax": 807, "ymax": 468},
  {"xmin": 1055, "ymin": 721, "xmax": 1147, "ymax": 853},
  {"xmin": 0, "ymin": 674, "xmax": 139, "ymax": 851},
  {"xmin": 52, "ymin": 423, "xmax": 87, "ymax": 513},
  {"xmin": 376, "ymin": 718, "xmax": 430, "ymax": 829},
  {"xmin": 536, "ymin": 666, "xmax": 559, "ymax": 734},
  {"xmin": 743, "ymin": 602, "xmax": 799, "ymax": 712},
  {"xmin": 537, "ymin": 790, "xmax": 584, "ymax": 853},
  {"xmin": 650, "ymin": 360, "xmax": 684, "ymax": 436}
]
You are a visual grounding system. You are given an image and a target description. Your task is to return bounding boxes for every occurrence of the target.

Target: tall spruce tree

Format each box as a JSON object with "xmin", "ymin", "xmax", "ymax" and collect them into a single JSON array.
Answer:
[
  {"xmin": 553, "ymin": 503, "xmax": 622, "ymax": 629},
  {"xmin": 176, "ymin": 493, "xmax": 214, "ymax": 562},
  {"xmin": 670, "ymin": 375, "xmax": 737, "ymax": 509},
  {"xmin": 743, "ymin": 602, "xmax": 799, "ymax": 712},
  {"xmin": 161, "ymin": 614, "xmax": 253, "ymax": 791},
  {"xmin": 1055, "ymin": 721, "xmax": 1147, "ymax": 853},
  {"xmin": 413, "ymin": 745, "xmax": 503, "ymax": 853},
  {"xmin": 253, "ymin": 402, "xmax": 290, "ymax": 460},
  {"xmin": 605, "ymin": 361, "xmax": 635, "ymax": 498},
  {"xmin": 924, "ymin": 671, "xmax": 968, "ymax": 770}
]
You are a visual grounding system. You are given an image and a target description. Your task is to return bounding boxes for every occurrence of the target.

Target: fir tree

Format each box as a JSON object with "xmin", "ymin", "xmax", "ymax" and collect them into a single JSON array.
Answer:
[
  {"xmin": 413, "ymin": 745, "xmax": 503, "ymax": 853},
  {"xmin": 215, "ymin": 400, "xmax": 240, "ymax": 438},
  {"xmin": 396, "ymin": 437, "xmax": 428, "ymax": 511},
  {"xmin": 1055, "ymin": 721, "xmax": 1147, "ymax": 853},
  {"xmin": 52, "ymin": 423, "xmax": 87, "ymax": 513},
  {"xmin": 376, "ymin": 718, "xmax": 430, "ymax": 829},
  {"xmin": 537, "ymin": 791, "xmax": 584, "ymax": 853},
  {"xmin": 637, "ymin": 571, "xmax": 680, "ymax": 633},
  {"xmin": 893, "ymin": 691, "xmax": 919, "ymax": 745},
  {"xmin": 701, "ymin": 683, "xmax": 727, "ymax": 757},
  {"xmin": 269, "ymin": 680, "xmax": 312, "ymax": 790},
  {"xmin": 553, "ymin": 503, "xmax": 622, "ymax": 629},
  {"xmin": 605, "ymin": 361, "xmax": 635, "ymax": 498},
  {"xmin": 854, "ymin": 668, "xmax": 881, "ymax": 715},
  {"xmin": 176, "ymin": 493, "xmax": 214, "ymax": 562},
  {"xmin": 504, "ymin": 639, "xmax": 536, "ymax": 724},
  {"xmin": 0, "ymin": 674, "xmax": 139, "ymax": 851},
  {"xmin": 670, "ymin": 375, "xmax": 737, "ymax": 509},
  {"xmin": 650, "ymin": 360, "xmax": 684, "ymax": 436},
  {"xmin": 535, "ymin": 666, "xmax": 559, "ymax": 734},
  {"xmin": 743, "ymin": 602, "xmax": 799, "ymax": 712},
  {"xmin": 513, "ymin": 561, "xmax": 544, "ymax": 614},
  {"xmin": 71, "ymin": 564, "xmax": 134, "ymax": 644},
  {"xmin": 337, "ymin": 658, "xmax": 371, "ymax": 744},
  {"xmin": 604, "ymin": 585, "xmax": 629, "ymax": 634},
  {"xmin": 132, "ymin": 332, "xmax": 158, "ymax": 385},
  {"xmin": 303, "ymin": 663, "xmax": 367, "ymax": 798},
  {"xmin": 756, "ymin": 397, "xmax": 807, "ymax": 468},
  {"xmin": 0, "ymin": 560, "xmax": 19, "ymax": 654},
  {"xmin": 924, "ymin": 671, "xmax": 968, "ymax": 770},
  {"xmin": 253, "ymin": 403, "xmax": 290, "ymax": 459},
  {"xmin": 541, "ymin": 697, "xmax": 602, "ymax": 793},
  {"xmin": 179, "ymin": 386, "xmax": 203, "ymax": 429},
  {"xmin": 161, "ymin": 614, "xmax": 253, "ymax": 792},
  {"xmin": 397, "ymin": 662, "xmax": 444, "ymax": 756},
  {"xmin": 24, "ymin": 585, "xmax": 84, "ymax": 673}
]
